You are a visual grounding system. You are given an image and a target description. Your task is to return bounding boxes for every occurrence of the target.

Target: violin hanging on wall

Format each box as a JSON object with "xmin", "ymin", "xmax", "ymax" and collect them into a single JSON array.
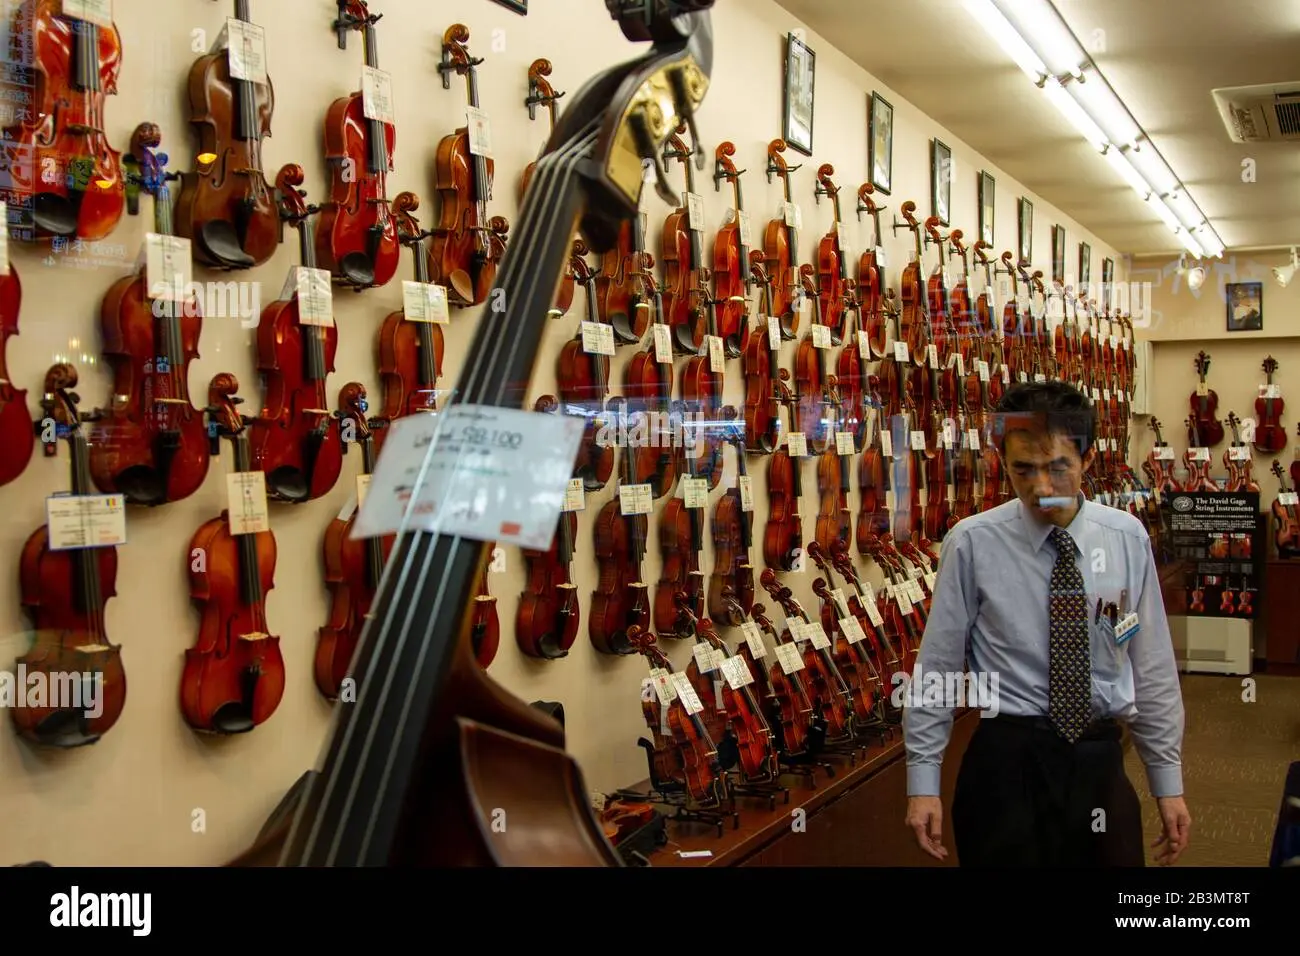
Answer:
[
  {"xmin": 183, "ymin": 374, "xmax": 285, "ymax": 734},
  {"xmin": 15, "ymin": 364, "xmax": 127, "ymax": 747},
  {"xmin": 5, "ymin": 0, "xmax": 124, "ymax": 241},
  {"xmin": 431, "ymin": 24, "xmax": 509, "ymax": 307},
  {"xmin": 316, "ymin": 384, "xmax": 393, "ymax": 701},
  {"xmin": 318, "ymin": 0, "xmax": 400, "ymax": 290},
  {"xmin": 175, "ymin": 0, "xmax": 279, "ymax": 269},
  {"xmin": 249, "ymin": 164, "xmax": 343, "ymax": 503},
  {"xmin": 0, "ymin": 220, "xmax": 32, "ymax": 488},
  {"xmin": 89, "ymin": 123, "xmax": 210, "ymax": 507}
]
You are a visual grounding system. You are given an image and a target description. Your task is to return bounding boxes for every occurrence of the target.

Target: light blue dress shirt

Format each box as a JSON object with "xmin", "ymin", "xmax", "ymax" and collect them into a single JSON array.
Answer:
[{"xmin": 903, "ymin": 493, "xmax": 1185, "ymax": 799}]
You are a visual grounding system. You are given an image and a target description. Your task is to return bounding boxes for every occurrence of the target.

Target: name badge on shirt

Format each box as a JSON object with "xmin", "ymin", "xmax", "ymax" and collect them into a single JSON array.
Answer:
[{"xmin": 1114, "ymin": 612, "xmax": 1139, "ymax": 646}]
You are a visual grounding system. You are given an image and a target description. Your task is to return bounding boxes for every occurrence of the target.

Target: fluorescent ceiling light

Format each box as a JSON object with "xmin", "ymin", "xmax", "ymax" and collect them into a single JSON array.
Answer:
[
  {"xmin": 1043, "ymin": 77, "xmax": 1107, "ymax": 150},
  {"xmin": 962, "ymin": 0, "xmax": 1047, "ymax": 81},
  {"xmin": 1104, "ymin": 147, "xmax": 1152, "ymax": 199},
  {"xmin": 1067, "ymin": 70, "xmax": 1141, "ymax": 149},
  {"xmin": 1195, "ymin": 226, "xmax": 1224, "ymax": 259},
  {"xmin": 991, "ymin": 0, "xmax": 1086, "ymax": 78},
  {"xmin": 1147, "ymin": 194, "xmax": 1182, "ymax": 232},
  {"xmin": 1125, "ymin": 140, "xmax": 1179, "ymax": 197},
  {"xmin": 1165, "ymin": 190, "xmax": 1204, "ymax": 233}
]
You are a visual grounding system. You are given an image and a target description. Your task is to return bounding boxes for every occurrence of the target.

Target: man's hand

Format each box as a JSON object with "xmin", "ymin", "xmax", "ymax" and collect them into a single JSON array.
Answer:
[
  {"xmin": 1152, "ymin": 796, "xmax": 1191, "ymax": 865},
  {"xmin": 905, "ymin": 796, "xmax": 949, "ymax": 860}
]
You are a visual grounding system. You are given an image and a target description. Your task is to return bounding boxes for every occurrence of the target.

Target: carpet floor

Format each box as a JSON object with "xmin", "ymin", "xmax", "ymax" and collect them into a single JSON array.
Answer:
[{"xmin": 1124, "ymin": 673, "xmax": 1299, "ymax": 866}]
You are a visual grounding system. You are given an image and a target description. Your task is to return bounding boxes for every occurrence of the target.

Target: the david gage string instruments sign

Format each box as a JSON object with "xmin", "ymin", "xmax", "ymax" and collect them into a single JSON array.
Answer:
[{"xmin": 1166, "ymin": 492, "xmax": 1261, "ymax": 619}]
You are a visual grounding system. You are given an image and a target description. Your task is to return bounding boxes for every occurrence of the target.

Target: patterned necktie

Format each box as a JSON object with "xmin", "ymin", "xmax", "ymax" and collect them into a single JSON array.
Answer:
[{"xmin": 1048, "ymin": 526, "xmax": 1091, "ymax": 743}]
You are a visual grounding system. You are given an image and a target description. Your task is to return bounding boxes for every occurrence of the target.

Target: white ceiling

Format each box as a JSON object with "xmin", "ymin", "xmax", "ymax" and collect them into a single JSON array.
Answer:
[{"xmin": 775, "ymin": 0, "xmax": 1300, "ymax": 257}]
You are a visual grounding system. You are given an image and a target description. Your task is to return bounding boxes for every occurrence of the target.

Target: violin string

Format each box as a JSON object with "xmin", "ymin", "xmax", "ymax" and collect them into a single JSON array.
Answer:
[{"xmin": 290, "ymin": 126, "xmax": 594, "ymax": 865}]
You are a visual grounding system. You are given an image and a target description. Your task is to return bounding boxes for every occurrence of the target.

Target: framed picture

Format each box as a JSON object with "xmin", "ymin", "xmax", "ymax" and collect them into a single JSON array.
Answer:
[
  {"xmin": 1017, "ymin": 197, "xmax": 1033, "ymax": 264},
  {"xmin": 783, "ymin": 33, "xmax": 815, "ymax": 156},
  {"xmin": 1102, "ymin": 257, "xmax": 1114, "ymax": 308},
  {"xmin": 1079, "ymin": 242, "xmax": 1091, "ymax": 286},
  {"xmin": 930, "ymin": 140, "xmax": 952, "ymax": 227},
  {"xmin": 488, "ymin": 0, "xmax": 527, "ymax": 12},
  {"xmin": 1051, "ymin": 225, "xmax": 1065, "ymax": 284},
  {"xmin": 1226, "ymin": 281, "xmax": 1263, "ymax": 332},
  {"xmin": 869, "ymin": 92, "xmax": 893, "ymax": 195},
  {"xmin": 978, "ymin": 171, "xmax": 995, "ymax": 247}
]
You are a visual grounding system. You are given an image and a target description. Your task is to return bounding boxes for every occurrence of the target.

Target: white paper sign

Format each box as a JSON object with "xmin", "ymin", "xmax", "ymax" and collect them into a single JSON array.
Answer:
[
  {"xmin": 741, "ymin": 620, "xmax": 766, "ymax": 658},
  {"xmin": 466, "ymin": 105, "xmax": 493, "ymax": 158},
  {"xmin": 403, "ymin": 281, "xmax": 450, "ymax": 324},
  {"xmin": 227, "ymin": 18, "xmax": 269, "ymax": 84},
  {"xmin": 226, "ymin": 472, "xmax": 270, "ymax": 535},
  {"xmin": 145, "ymin": 234, "xmax": 192, "ymax": 301},
  {"xmin": 350, "ymin": 405, "xmax": 584, "ymax": 551},
  {"xmin": 45, "ymin": 494, "xmax": 126, "ymax": 550},
  {"xmin": 362, "ymin": 66, "xmax": 395, "ymax": 124},
  {"xmin": 63, "ymin": 0, "xmax": 112, "ymax": 28},
  {"xmin": 719, "ymin": 654, "xmax": 753, "ymax": 689}
]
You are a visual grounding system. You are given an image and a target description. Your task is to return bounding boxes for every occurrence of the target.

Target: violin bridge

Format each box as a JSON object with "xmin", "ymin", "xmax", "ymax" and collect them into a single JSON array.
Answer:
[
  {"xmin": 76, "ymin": 644, "xmax": 112, "ymax": 654},
  {"xmin": 238, "ymin": 632, "xmax": 271, "ymax": 642}
]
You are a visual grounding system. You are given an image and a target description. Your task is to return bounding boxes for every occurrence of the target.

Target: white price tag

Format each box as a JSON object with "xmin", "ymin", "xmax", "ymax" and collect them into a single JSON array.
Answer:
[
  {"xmin": 836, "ymin": 222, "xmax": 849, "ymax": 255},
  {"xmin": 1279, "ymin": 492, "xmax": 1299, "ymax": 506},
  {"xmin": 928, "ymin": 344, "xmax": 939, "ymax": 369},
  {"xmin": 562, "ymin": 477, "xmax": 585, "ymax": 512},
  {"xmin": 839, "ymin": 616, "xmax": 867, "ymax": 645},
  {"xmin": 910, "ymin": 430, "xmax": 927, "ymax": 452},
  {"xmin": 875, "ymin": 245, "xmax": 888, "ymax": 269},
  {"xmin": 857, "ymin": 329, "xmax": 871, "ymax": 355},
  {"xmin": 924, "ymin": 571, "xmax": 937, "ymax": 591},
  {"xmin": 45, "ymin": 494, "xmax": 126, "ymax": 550},
  {"xmin": 692, "ymin": 642, "xmax": 719, "ymax": 674},
  {"xmin": 361, "ymin": 66, "xmax": 395, "ymax": 125},
  {"xmin": 741, "ymin": 620, "xmax": 767, "ymax": 658},
  {"xmin": 293, "ymin": 267, "xmax": 334, "ymax": 326},
  {"xmin": 977, "ymin": 359, "xmax": 989, "ymax": 382},
  {"xmin": 669, "ymin": 673, "xmax": 704, "ymax": 714},
  {"xmin": 737, "ymin": 209, "xmax": 752, "ymax": 246},
  {"xmin": 1154, "ymin": 446, "xmax": 1174, "ymax": 460},
  {"xmin": 681, "ymin": 476, "xmax": 708, "ymax": 508},
  {"xmin": 908, "ymin": 579, "xmax": 926, "ymax": 603},
  {"xmin": 350, "ymin": 405, "xmax": 584, "ymax": 551},
  {"xmin": 145, "ymin": 234, "xmax": 193, "ymax": 301},
  {"xmin": 880, "ymin": 429, "xmax": 893, "ymax": 458},
  {"xmin": 864, "ymin": 597, "xmax": 884, "ymax": 627},
  {"xmin": 1263, "ymin": 384, "xmax": 1281, "ymax": 399},
  {"xmin": 226, "ymin": 18, "xmax": 268, "ymax": 84},
  {"xmin": 581, "ymin": 321, "xmax": 615, "ymax": 356},
  {"xmin": 653, "ymin": 324, "xmax": 672, "ymax": 363},
  {"xmin": 649, "ymin": 669, "xmax": 676, "ymax": 705},
  {"xmin": 767, "ymin": 316, "xmax": 781, "ymax": 350},
  {"xmin": 806, "ymin": 622, "xmax": 831, "ymax": 650},
  {"xmin": 811, "ymin": 324, "xmax": 831, "ymax": 349},
  {"xmin": 1196, "ymin": 382, "xmax": 1208, "ymax": 397},
  {"xmin": 686, "ymin": 192, "xmax": 705, "ymax": 231},
  {"xmin": 787, "ymin": 432, "xmax": 807, "ymax": 457},
  {"xmin": 835, "ymin": 431, "xmax": 855, "ymax": 455},
  {"xmin": 1001, "ymin": 365, "xmax": 1010, "ymax": 384},
  {"xmin": 1229, "ymin": 446, "xmax": 1250, "ymax": 461},
  {"xmin": 893, "ymin": 341, "xmax": 909, "ymax": 363},
  {"xmin": 738, "ymin": 475, "xmax": 754, "ymax": 512},
  {"xmin": 403, "ymin": 281, "xmax": 450, "ymax": 324},
  {"xmin": 896, "ymin": 586, "xmax": 914, "ymax": 615},
  {"xmin": 1035, "ymin": 373, "xmax": 1047, "ymax": 383},
  {"xmin": 356, "ymin": 474, "xmax": 371, "ymax": 510},
  {"xmin": 967, "ymin": 428, "xmax": 980, "ymax": 450},
  {"xmin": 774, "ymin": 642, "xmax": 804, "ymax": 675},
  {"xmin": 783, "ymin": 202, "xmax": 801, "ymax": 229},
  {"xmin": 225, "ymin": 472, "xmax": 269, "ymax": 535},
  {"xmin": 1191, "ymin": 447, "xmax": 1210, "ymax": 461},
  {"xmin": 719, "ymin": 654, "xmax": 753, "ymax": 690},
  {"xmin": 63, "ymin": 0, "xmax": 112, "ymax": 27},
  {"xmin": 708, "ymin": 335, "xmax": 724, "ymax": 373},
  {"xmin": 619, "ymin": 483, "xmax": 653, "ymax": 515}
]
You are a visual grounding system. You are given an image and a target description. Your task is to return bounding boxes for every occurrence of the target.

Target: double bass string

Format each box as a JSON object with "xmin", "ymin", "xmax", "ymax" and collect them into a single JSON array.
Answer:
[{"xmin": 289, "ymin": 125, "xmax": 597, "ymax": 864}]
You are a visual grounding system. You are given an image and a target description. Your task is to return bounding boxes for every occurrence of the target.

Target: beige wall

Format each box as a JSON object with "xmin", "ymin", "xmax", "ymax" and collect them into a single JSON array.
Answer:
[
  {"xmin": 1129, "ymin": 249, "xmax": 1300, "ymax": 513},
  {"xmin": 0, "ymin": 0, "xmax": 1129, "ymax": 865}
]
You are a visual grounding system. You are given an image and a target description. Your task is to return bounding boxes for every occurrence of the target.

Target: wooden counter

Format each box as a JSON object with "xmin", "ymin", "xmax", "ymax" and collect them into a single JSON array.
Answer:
[{"xmin": 634, "ymin": 708, "xmax": 979, "ymax": 867}]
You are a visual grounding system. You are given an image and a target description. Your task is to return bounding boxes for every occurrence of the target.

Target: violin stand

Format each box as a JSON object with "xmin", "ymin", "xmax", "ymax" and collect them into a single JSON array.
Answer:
[
  {"xmin": 821, "ymin": 735, "xmax": 864, "ymax": 768},
  {"xmin": 729, "ymin": 777, "xmax": 791, "ymax": 811},
  {"xmin": 778, "ymin": 751, "xmax": 835, "ymax": 786},
  {"xmin": 628, "ymin": 740, "xmax": 741, "ymax": 837}
]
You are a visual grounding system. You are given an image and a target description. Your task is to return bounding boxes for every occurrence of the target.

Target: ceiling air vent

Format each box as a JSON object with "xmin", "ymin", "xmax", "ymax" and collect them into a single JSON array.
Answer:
[{"xmin": 1212, "ymin": 83, "xmax": 1300, "ymax": 142}]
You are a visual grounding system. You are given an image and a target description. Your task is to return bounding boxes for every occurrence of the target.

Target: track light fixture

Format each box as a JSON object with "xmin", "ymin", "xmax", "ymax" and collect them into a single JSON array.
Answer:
[{"xmin": 1272, "ymin": 247, "xmax": 1298, "ymax": 288}]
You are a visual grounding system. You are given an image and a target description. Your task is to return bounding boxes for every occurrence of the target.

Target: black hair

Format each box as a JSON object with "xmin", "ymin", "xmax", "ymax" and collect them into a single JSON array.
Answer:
[{"xmin": 993, "ymin": 380, "xmax": 1095, "ymax": 460}]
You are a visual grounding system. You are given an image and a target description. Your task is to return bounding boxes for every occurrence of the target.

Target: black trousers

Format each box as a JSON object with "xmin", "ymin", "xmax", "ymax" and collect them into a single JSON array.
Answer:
[{"xmin": 951, "ymin": 714, "xmax": 1145, "ymax": 867}]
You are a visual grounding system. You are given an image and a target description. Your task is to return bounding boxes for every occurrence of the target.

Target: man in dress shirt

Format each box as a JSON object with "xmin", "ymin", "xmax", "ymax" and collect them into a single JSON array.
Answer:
[{"xmin": 902, "ymin": 381, "xmax": 1191, "ymax": 866}]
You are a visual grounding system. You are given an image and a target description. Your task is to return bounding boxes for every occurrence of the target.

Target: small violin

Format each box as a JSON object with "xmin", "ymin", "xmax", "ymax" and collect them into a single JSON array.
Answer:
[
  {"xmin": 176, "ymin": 0, "xmax": 279, "ymax": 268},
  {"xmin": 182, "ymin": 374, "xmax": 285, "ymax": 734},
  {"xmin": 318, "ymin": 1, "xmax": 400, "ymax": 289},
  {"xmin": 15, "ymin": 364, "xmax": 126, "ymax": 747},
  {"xmin": 4, "ymin": 0, "xmax": 124, "ymax": 241}
]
